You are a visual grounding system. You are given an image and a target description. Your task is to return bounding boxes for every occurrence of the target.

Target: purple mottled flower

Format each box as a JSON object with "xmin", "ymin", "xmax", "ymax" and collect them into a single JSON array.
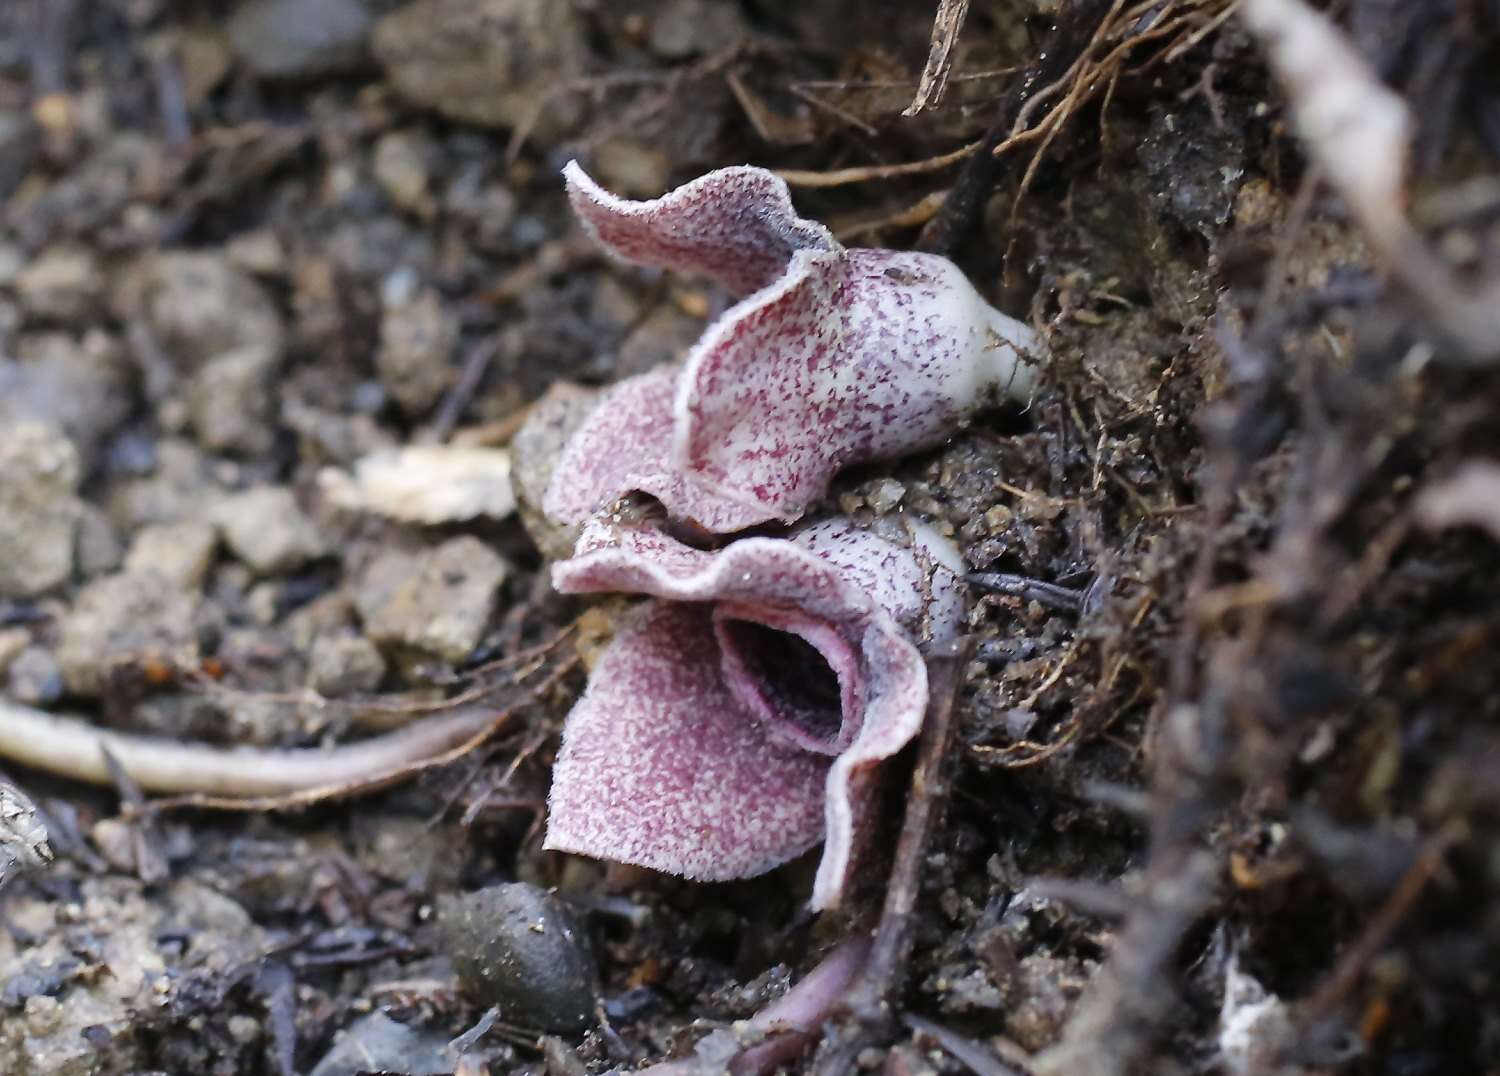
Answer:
[
  {"xmin": 543, "ymin": 162, "xmax": 1041, "ymax": 533},
  {"xmin": 543, "ymin": 516, "xmax": 965, "ymax": 909}
]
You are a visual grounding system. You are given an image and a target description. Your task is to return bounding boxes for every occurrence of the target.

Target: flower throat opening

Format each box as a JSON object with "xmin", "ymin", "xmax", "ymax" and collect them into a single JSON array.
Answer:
[{"xmin": 718, "ymin": 618, "xmax": 843, "ymax": 743}]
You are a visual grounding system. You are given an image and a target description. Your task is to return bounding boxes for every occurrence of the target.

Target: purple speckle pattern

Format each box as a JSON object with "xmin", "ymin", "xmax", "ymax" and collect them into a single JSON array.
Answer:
[
  {"xmin": 540, "ymin": 364, "xmax": 771, "ymax": 531},
  {"xmin": 549, "ymin": 163, "xmax": 1038, "ymax": 529},
  {"xmin": 676, "ymin": 249, "xmax": 1018, "ymax": 520},
  {"xmin": 545, "ymin": 517, "xmax": 964, "ymax": 908},
  {"xmin": 564, "ymin": 160, "xmax": 837, "ymax": 298},
  {"xmin": 544, "ymin": 600, "xmax": 830, "ymax": 883}
]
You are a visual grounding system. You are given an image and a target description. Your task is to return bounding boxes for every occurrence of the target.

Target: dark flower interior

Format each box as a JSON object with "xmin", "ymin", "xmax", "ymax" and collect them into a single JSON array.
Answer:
[{"xmin": 717, "ymin": 618, "xmax": 844, "ymax": 744}]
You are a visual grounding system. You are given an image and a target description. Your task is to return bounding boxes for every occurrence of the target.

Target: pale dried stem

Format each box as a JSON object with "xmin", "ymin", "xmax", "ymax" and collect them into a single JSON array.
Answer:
[
  {"xmin": 905, "ymin": 0, "xmax": 973, "ymax": 117},
  {"xmin": 0, "ymin": 698, "xmax": 503, "ymax": 799}
]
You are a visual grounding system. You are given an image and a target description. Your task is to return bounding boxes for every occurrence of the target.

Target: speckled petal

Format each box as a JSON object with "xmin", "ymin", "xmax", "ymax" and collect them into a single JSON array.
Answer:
[
  {"xmin": 564, "ymin": 160, "xmax": 838, "ymax": 298},
  {"xmin": 673, "ymin": 248, "xmax": 1039, "ymax": 522},
  {"xmin": 553, "ymin": 518, "xmax": 965, "ymax": 908},
  {"xmin": 545, "ymin": 601, "xmax": 829, "ymax": 881},
  {"xmin": 539, "ymin": 364, "xmax": 778, "ymax": 531}
]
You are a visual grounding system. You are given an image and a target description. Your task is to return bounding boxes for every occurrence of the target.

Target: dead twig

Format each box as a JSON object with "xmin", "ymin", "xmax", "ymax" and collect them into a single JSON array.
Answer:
[
  {"xmin": 1241, "ymin": 0, "xmax": 1500, "ymax": 362},
  {"xmin": 905, "ymin": 0, "xmax": 973, "ymax": 117},
  {"xmin": 1301, "ymin": 820, "xmax": 1466, "ymax": 1020},
  {"xmin": 422, "ymin": 338, "xmax": 499, "ymax": 444},
  {"xmin": 810, "ymin": 638, "xmax": 975, "ymax": 1075},
  {"xmin": 918, "ymin": 0, "xmax": 1110, "ymax": 255}
]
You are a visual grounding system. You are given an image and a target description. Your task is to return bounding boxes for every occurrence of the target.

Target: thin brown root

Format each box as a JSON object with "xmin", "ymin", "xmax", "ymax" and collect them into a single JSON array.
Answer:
[
  {"xmin": 832, "ymin": 189, "xmax": 949, "ymax": 242},
  {"xmin": 777, "ymin": 141, "xmax": 980, "ymax": 189},
  {"xmin": 988, "ymin": 0, "xmax": 1238, "ymax": 220}
]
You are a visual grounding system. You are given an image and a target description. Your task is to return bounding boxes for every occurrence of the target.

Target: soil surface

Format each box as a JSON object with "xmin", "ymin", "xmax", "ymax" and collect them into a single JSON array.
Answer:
[{"xmin": 1, "ymin": 1, "xmax": 1498, "ymax": 1074}]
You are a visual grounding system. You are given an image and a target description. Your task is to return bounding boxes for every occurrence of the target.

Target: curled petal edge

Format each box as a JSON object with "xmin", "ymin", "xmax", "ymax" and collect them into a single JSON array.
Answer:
[
  {"xmin": 564, "ymin": 160, "xmax": 839, "ymax": 298},
  {"xmin": 554, "ymin": 521, "xmax": 959, "ymax": 909}
]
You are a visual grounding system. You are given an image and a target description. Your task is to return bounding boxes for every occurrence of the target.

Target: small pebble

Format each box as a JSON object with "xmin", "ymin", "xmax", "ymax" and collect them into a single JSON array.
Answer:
[
  {"xmin": 7, "ymin": 646, "xmax": 64, "ymax": 706},
  {"xmin": 55, "ymin": 569, "xmax": 200, "ymax": 695},
  {"xmin": 15, "ymin": 246, "xmax": 102, "ymax": 322},
  {"xmin": 228, "ymin": 0, "xmax": 374, "ymax": 80},
  {"xmin": 375, "ymin": 290, "xmax": 456, "ymax": 415},
  {"xmin": 359, "ymin": 537, "xmax": 508, "ymax": 664},
  {"xmin": 308, "ymin": 1012, "xmax": 450, "ymax": 1076},
  {"xmin": 125, "ymin": 521, "xmax": 219, "ymax": 589},
  {"xmin": 308, "ymin": 633, "xmax": 387, "ymax": 697},
  {"xmin": 867, "ymin": 478, "xmax": 906, "ymax": 514},
  {"xmin": 212, "ymin": 486, "xmax": 327, "ymax": 575},
  {"xmin": 0, "ymin": 423, "xmax": 82, "ymax": 599},
  {"xmin": 437, "ymin": 883, "xmax": 597, "ymax": 1033}
]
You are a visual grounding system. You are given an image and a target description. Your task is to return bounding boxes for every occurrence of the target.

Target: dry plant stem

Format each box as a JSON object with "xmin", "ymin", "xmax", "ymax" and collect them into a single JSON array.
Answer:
[
  {"xmin": 422, "ymin": 337, "xmax": 499, "ymax": 444},
  {"xmin": 0, "ymin": 697, "xmax": 505, "ymax": 799},
  {"xmin": 810, "ymin": 638, "xmax": 975, "ymax": 1076},
  {"xmin": 1302, "ymin": 820, "xmax": 1466, "ymax": 1020},
  {"xmin": 917, "ymin": 0, "xmax": 1107, "ymax": 255},
  {"xmin": 1241, "ymin": 0, "xmax": 1500, "ymax": 362},
  {"xmin": 155, "ymin": 652, "xmax": 575, "ymax": 810},
  {"xmin": 776, "ymin": 141, "xmax": 981, "ymax": 188},
  {"xmin": 904, "ymin": 0, "xmax": 972, "ymax": 117},
  {"xmin": 905, "ymin": 1014, "xmax": 1026, "ymax": 1076}
]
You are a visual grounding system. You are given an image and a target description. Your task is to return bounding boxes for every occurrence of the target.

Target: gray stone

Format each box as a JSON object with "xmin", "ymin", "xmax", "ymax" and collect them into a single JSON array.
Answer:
[
  {"xmin": 358, "ymin": 537, "xmax": 507, "ymax": 664},
  {"xmin": 74, "ymin": 503, "xmax": 123, "ymax": 579},
  {"xmin": 648, "ymin": 0, "xmax": 748, "ymax": 58},
  {"xmin": 510, "ymin": 383, "xmax": 599, "ymax": 560},
  {"xmin": 228, "ymin": 0, "xmax": 374, "ymax": 80},
  {"xmin": 375, "ymin": 289, "xmax": 456, "ymax": 415},
  {"xmin": 867, "ymin": 477, "xmax": 906, "ymax": 514},
  {"xmin": 0, "ymin": 423, "xmax": 81, "ymax": 599},
  {"xmin": 372, "ymin": 130, "xmax": 431, "ymax": 215},
  {"xmin": 186, "ymin": 344, "xmax": 278, "ymax": 455},
  {"xmin": 437, "ymin": 883, "xmax": 597, "ymax": 1032},
  {"xmin": 6, "ymin": 647, "xmax": 63, "ymax": 706},
  {"xmin": 372, "ymin": 0, "xmax": 587, "ymax": 137},
  {"xmin": 212, "ymin": 486, "xmax": 327, "ymax": 575},
  {"xmin": 129, "ymin": 251, "xmax": 285, "ymax": 370},
  {"xmin": 0, "ymin": 629, "xmax": 28, "ymax": 673},
  {"xmin": 0, "ymin": 110, "xmax": 36, "ymax": 205},
  {"xmin": 56, "ymin": 569, "xmax": 199, "ymax": 696},
  {"xmin": 107, "ymin": 438, "xmax": 217, "ymax": 531},
  {"xmin": 308, "ymin": 633, "xmax": 386, "ymax": 697},
  {"xmin": 124, "ymin": 521, "xmax": 219, "ymax": 589},
  {"xmin": 14, "ymin": 246, "xmax": 103, "ymax": 322},
  {"xmin": 2, "ymin": 332, "xmax": 133, "ymax": 466},
  {"xmin": 308, "ymin": 1012, "xmax": 449, "ymax": 1076}
]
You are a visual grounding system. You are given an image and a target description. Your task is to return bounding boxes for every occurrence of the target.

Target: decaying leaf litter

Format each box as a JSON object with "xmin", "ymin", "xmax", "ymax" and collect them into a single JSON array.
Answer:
[{"xmin": 0, "ymin": 0, "xmax": 1498, "ymax": 1072}]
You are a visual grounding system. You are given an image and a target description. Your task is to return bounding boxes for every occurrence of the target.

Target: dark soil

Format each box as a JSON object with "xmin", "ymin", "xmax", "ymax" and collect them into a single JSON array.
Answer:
[{"xmin": 1, "ymin": 0, "xmax": 1498, "ymax": 1074}]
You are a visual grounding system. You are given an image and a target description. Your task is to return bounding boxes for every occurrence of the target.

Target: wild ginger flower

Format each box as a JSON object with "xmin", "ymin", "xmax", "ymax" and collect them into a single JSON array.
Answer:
[
  {"xmin": 543, "ymin": 517, "xmax": 965, "ymax": 910},
  {"xmin": 544, "ymin": 162, "xmax": 1041, "ymax": 533}
]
